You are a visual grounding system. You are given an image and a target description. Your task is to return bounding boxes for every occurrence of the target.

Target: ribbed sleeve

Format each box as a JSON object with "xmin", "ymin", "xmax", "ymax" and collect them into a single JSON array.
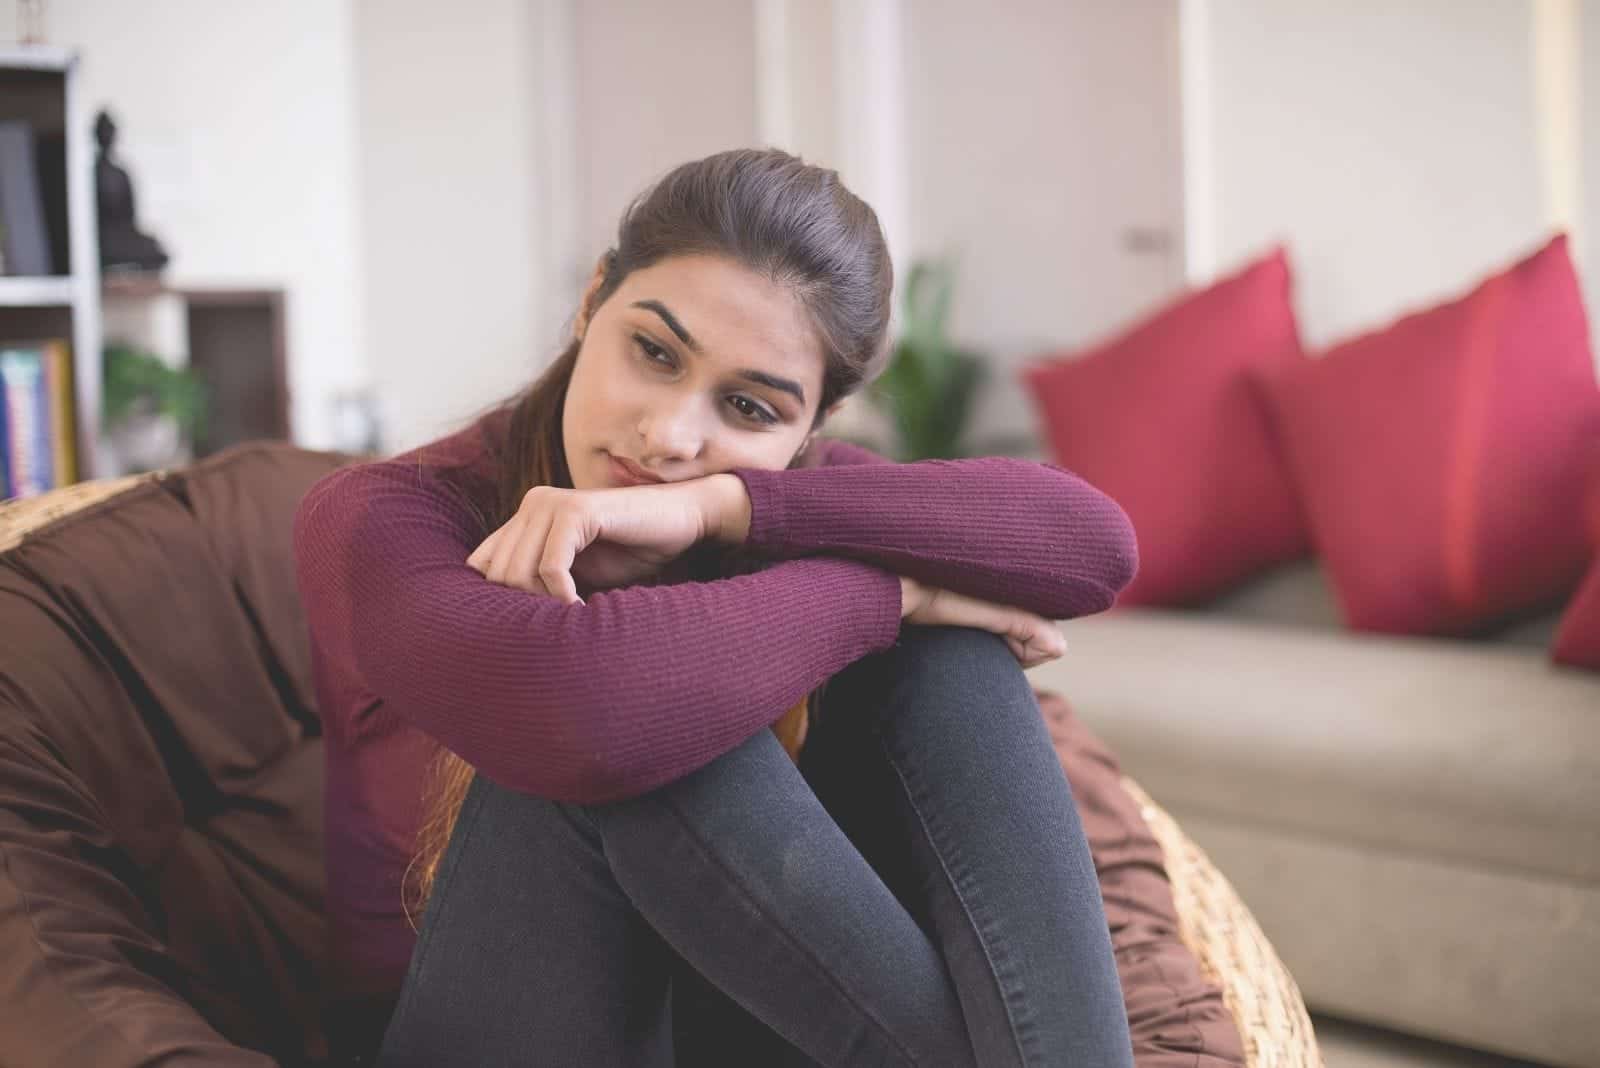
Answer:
[
  {"xmin": 293, "ymin": 463, "xmax": 902, "ymax": 804},
  {"xmin": 732, "ymin": 445, "xmax": 1139, "ymax": 620}
]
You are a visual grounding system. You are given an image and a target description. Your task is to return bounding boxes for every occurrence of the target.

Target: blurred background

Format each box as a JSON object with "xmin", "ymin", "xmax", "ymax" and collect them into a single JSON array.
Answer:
[
  {"xmin": 0, "ymin": 3, "xmax": 1595, "ymax": 1067},
  {"xmin": 2, "ymin": 0, "xmax": 1593, "ymax": 463}
]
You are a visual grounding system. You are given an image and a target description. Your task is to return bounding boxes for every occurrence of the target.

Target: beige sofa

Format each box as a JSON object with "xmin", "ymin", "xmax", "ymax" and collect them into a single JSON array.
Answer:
[{"xmin": 1028, "ymin": 560, "xmax": 1600, "ymax": 1068}]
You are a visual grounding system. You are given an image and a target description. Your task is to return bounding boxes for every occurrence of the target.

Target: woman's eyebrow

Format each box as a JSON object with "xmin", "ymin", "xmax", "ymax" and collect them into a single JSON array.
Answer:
[
  {"xmin": 739, "ymin": 369, "xmax": 806, "ymax": 406},
  {"xmin": 631, "ymin": 298, "xmax": 807, "ymax": 405},
  {"xmin": 631, "ymin": 300, "xmax": 700, "ymax": 351}
]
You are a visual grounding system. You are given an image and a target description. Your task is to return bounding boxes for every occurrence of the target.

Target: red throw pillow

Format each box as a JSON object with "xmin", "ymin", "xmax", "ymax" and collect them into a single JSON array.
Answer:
[
  {"xmin": 1254, "ymin": 234, "xmax": 1600, "ymax": 636},
  {"xmin": 1553, "ymin": 471, "xmax": 1600, "ymax": 669},
  {"xmin": 1020, "ymin": 247, "xmax": 1310, "ymax": 606},
  {"xmin": 1554, "ymin": 558, "xmax": 1600, "ymax": 669}
]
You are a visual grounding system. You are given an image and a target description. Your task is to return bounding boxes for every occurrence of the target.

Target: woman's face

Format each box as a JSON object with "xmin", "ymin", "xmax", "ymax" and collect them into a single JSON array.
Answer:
[{"xmin": 563, "ymin": 253, "xmax": 831, "ymax": 490}]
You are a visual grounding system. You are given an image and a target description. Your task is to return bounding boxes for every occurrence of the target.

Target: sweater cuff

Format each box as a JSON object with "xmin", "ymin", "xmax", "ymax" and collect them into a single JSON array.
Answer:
[
  {"xmin": 843, "ymin": 560, "xmax": 903, "ymax": 653},
  {"xmin": 728, "ymin": 466, "xmax": 786, "ymax": 550}
]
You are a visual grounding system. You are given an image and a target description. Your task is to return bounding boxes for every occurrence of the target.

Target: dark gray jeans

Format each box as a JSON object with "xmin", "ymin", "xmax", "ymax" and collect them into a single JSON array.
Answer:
[{"xmin": 376, "ymin": 627, "xmax": 1134, "ymax": 1067}]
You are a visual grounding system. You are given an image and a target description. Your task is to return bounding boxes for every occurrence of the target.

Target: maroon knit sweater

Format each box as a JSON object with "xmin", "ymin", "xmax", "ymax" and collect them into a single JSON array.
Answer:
[{"xmin": 292, "ymin": 408, "xmax": 1138, "ymax": 998}]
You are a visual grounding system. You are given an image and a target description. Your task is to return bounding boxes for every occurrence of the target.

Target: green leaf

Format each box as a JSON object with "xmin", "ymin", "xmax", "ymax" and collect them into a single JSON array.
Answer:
[
  {"xmin": 102, "ymin": 342, "xmax": 209, "ymax": 442},
  {"xmin": 865, "ymin": 256, "xmax": 988, "ymax": 460}
]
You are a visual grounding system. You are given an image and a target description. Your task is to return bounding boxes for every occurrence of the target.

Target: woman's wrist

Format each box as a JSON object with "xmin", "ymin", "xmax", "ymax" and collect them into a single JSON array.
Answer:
[
  {"xmin": 899, "ymin": 574, "xmax": 923, "ymax": 619},
  {"xmin": 700, "ymin": 473, "xmax": 752, "ymax": 544}
]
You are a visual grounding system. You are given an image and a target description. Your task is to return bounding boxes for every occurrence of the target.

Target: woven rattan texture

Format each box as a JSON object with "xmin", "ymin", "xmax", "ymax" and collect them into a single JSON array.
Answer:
[
  {"xmin": 1123, "ymin": 776, "xmax": 1325, "ymax": 1067},
  {"xmin": 0, "ymin": 474, "xmax": 160, "ymax": 553}
]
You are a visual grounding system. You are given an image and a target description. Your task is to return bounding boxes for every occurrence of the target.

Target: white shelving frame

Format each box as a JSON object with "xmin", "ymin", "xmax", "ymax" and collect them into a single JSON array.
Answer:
[{"xmin": 0, "ymin": 43, "xmax": 102, "ymax": 481}]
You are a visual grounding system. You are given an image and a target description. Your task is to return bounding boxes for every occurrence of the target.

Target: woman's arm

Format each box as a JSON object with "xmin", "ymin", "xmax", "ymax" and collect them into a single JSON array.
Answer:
[
  {"xmin": 293, "ymin": 462, "xmax": 900, "ymax": 805},
  {"xmin": 721, "ymin": 440, "xmax": 1139, "ymax": 619}
]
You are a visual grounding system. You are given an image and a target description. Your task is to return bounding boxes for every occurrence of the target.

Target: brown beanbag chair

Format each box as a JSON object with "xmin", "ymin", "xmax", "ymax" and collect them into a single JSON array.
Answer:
[{"xmin": 1040, "ymin": 689, "xmax": 1246, "ymax": 1066}]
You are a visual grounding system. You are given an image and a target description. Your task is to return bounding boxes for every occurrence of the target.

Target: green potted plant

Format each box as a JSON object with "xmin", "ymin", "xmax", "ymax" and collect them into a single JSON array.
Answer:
[
  {"xmin": 867, "ymin": 258, "xmax": 987, "ymax": 461},
  {"xmin": 101, "ymin": 341, "xmax": 208, "ymax": 472}
]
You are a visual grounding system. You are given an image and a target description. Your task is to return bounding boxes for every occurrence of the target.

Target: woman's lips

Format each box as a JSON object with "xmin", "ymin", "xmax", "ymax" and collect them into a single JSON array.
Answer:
[{"xmin": 607, "ymin": 453, "xmax": 665, "ymax": 486}]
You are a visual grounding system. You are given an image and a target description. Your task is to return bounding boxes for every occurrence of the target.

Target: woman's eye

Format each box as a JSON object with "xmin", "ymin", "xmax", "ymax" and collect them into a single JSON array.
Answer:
[
  {"xmin": 729, "ymin": 396, "xmax": 777, "ymax": 424},
  {"xmin": 635, "ymin": 335, "xmax": 674, "ymax": 367}
]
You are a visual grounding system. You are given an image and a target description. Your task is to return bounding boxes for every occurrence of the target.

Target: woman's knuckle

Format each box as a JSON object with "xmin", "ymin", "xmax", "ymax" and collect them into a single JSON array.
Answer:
[{"xmin": 524, "ymin": 485, "xmax": 563, "ymax": 508}]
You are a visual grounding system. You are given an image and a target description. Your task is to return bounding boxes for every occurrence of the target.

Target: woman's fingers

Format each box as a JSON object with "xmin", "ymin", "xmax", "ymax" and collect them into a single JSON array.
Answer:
[
  {"xmin": 538, "ymin": 511, "xmax": 587, "ymax": 604},
  {"xmin": 468, "ymin": 503, "xmax": 585, "ymax": 602},
  {"xmin": 466, "ymin": 524, "xmax": 503, "ymax": 573},
  {"xmin": 485, "ymin": 525, "xmax": 521, "ymax": 588},
  {"xmin": 504, "ymin": 509, "xmax": 558, "ymax": 595},
  {"xmin": 909, "ymin": 585, "xmax": 1066, "ymax": 666},
  {"xmin": 481, "ymin": 514, "xmax": 523, "ymax": 586},
  {"xmin": 470, "ymin": 482, "xmax": 708, "ymax": 596},
  {"xmin": 1005, "ymin": 612, "xmax": 1066, "ymax": 667}
]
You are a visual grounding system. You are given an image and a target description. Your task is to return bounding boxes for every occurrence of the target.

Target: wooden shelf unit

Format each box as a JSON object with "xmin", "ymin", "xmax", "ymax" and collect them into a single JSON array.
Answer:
[{"xmin": 0, "ymin": 44, "xmax": 102, "ymax": 483}]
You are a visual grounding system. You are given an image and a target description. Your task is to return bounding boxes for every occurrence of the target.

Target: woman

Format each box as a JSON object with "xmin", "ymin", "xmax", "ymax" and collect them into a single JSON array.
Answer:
[{"xmin": 293, "ymin": 148, "xmax": 1139, "ymax": 1067}]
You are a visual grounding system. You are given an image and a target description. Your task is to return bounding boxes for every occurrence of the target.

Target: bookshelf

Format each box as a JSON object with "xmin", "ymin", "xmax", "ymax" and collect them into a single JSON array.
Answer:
[{"xmin": 0, "ymin": 44, "xmax": 102, "ymax": 494}]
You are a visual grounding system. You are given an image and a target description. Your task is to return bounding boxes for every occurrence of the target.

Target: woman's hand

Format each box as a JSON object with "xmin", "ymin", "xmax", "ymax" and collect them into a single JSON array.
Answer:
[
  {"xmin": 467, "ymin": 479, "xmax": 737, "ymax": 601},
  {"xmin": 899, "ymin": 575, "xmax": 1067, "ymax": 669}
]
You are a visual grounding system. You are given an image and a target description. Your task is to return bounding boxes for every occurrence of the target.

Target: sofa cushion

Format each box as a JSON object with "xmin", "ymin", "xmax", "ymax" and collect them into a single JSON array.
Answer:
[
  {"xmin": 1197, "ymin": 559, "xmax": 1343, "ymax": 631},
  {"xmin": 1490, "ymin": 606, "xmax": 1566, "ymax": 649},
  {"xmin": 0, "ymin": 443, "xmax": 347, "ymax": 1067},
  {"xmin": 1201, "ymin": 559, "xmax": 1571, "ymax": 650},
  {"xmin": 1020, "ymin": 247, "xmax": 1310, "ymax": 608},
  {"xmin": 1177, "ymin": 811, "xmax": 1600, "ymax": 1068},
  {"xmin": 1253, "ymin": 234, "xmax": 1600, "ymax": 637},
  {"xmin": 1034, "ymin": 610, "xmax": 1600, "ymax": 886}
]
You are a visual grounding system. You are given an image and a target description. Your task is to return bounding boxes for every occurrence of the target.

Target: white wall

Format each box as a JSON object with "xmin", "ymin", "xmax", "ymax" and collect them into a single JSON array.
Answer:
[
  {"xmin": 755, "ymin": 0, "xmax": 838, "ymax": 168},
  {"xmin": 572, "ymin": 0, "xmax": 758, "ymax": 275},
  {"xmin": 23, "ymin": 0, "xmax": 366, "ymax": 450},
  {"xmin": 1195, "ymin": 1, "xmax": 1549, "ymax": 348},
  {"xmin": 353, "ymin": 0, "xmax": 548, "ymax": 452},
  {"xmin": 902, "ymin": 0, "xmax": 1186, "ymax": 445}
]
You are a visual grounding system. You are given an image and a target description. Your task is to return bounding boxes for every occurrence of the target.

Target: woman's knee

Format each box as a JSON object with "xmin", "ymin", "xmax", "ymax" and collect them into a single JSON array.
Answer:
[
  {"xmin": 588, "ymin": 725, "xmax": 801, "ymax": 847},
  {"xmin": 825, "ymin": 625, "xmax": 1033, "ymax": 729},
  {"xmin": 894, "ymin": 625, "xmax": 1027, "ymax": 680}
]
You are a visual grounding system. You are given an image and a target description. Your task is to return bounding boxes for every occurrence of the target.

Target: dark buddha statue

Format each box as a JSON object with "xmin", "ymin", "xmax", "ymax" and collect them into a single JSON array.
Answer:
[{"xmin": 95, "ymin": 110, "xmax": 170, "ymax": 273}]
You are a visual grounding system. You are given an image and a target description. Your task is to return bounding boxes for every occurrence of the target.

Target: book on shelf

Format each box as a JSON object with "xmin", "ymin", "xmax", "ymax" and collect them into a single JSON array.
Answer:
[
  {"xmin": 0, "ymin": 120, "xmax": 54, "ymax": 277},
  {"xmin": 0, "ymin": 339, "xmax": 77, "ymax": 500}
]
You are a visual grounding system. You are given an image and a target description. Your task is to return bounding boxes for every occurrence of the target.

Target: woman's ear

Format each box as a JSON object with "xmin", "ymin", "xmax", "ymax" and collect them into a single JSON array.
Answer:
[
  {"xmin": 812, "ymin": 400, "xmax": 846, "ymax": 435},
  {"xmin": 572, "ymin": 254, "xmax": 611, "ymax": 342},
  {"xmin": 796, "ymin": 401, "xmax": 845, "ymax": 459}
]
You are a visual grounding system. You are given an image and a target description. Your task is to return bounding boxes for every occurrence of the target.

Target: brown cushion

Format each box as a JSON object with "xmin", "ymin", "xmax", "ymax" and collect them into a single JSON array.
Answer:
[
  {"xmin": 0, "ymin": 443, "xmax": 349, "ymax": 1067},
  {"xmin": 1039, "ymin": 689, "xmax": 1246, "ymax": 1067},
  {"xmin": 177, "ymin": 443, "xmax": 354, "ymax": 732}
]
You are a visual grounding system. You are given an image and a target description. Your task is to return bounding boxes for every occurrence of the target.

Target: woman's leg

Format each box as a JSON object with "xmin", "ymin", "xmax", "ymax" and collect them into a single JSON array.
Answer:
[
  {"xmin": 376, "ymin": 772, "xmax": 682, "ymax": 1067},
  {"xmin": 797, "ymin": 626, "xmax": 1135, "ymax": 1067},
  {"xmin": 378, "ymin": 625, "xmax": 1130, "ymax": 1067},
  {"xmin": 624, "ymin": 626, "xmax": 1134, "ymax": 1066},
  {"xmin": 592, "ymin": 725, "xmax": 981, "ymax": 1066},
  {"xmin": 377, "ymin": 718, "xmax": 980, "ymax": 1066}
]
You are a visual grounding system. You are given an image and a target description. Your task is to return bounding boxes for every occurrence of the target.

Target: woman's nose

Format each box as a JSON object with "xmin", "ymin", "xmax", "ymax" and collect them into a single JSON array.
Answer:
[{"xmin": 636, "ymin": 402, "xmax": 706, "ymax": 464}]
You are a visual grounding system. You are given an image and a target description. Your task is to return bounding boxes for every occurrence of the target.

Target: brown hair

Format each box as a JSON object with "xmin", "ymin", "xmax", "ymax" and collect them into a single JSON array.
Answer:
[{"xmin": 405, "ymin": 148, "xmax": 895, "ymax": 918}]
